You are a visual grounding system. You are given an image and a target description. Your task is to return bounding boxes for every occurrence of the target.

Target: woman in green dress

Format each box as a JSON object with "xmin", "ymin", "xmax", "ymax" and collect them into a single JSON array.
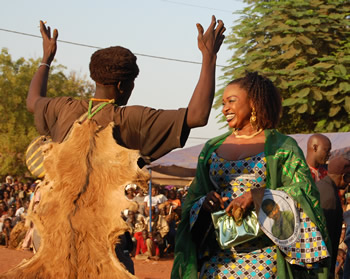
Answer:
[{"xmin": 171, "ymin": 72, "xmax": 331, "ymax": 279}]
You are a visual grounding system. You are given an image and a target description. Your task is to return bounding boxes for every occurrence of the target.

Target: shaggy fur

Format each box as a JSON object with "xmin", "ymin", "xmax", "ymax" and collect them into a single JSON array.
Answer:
[
  {"xmin": 8, "ymin": 221, "xmax": 27, "ymax": 249},
  {"xmin": 1, "ymin": 120, "xmax": 149, "ymax": 279}
]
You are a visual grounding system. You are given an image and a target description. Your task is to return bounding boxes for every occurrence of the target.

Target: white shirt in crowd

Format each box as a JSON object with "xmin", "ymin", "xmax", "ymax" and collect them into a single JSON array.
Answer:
[{"xmin": 144, "ymin": 194, "xmax": 168, "ymax": 207}]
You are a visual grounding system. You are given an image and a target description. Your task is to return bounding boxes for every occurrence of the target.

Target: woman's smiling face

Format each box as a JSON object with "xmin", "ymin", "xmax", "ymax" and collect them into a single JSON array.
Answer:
[{"xmin": 222, "ymin": 84, "xmax": 252, "ymax": 130}]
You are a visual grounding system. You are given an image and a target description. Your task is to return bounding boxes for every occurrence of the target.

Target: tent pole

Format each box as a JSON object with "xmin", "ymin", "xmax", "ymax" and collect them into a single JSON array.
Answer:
[{"xmin": 149, "ymin": 169, "xmax": 152, "ymax": 233}]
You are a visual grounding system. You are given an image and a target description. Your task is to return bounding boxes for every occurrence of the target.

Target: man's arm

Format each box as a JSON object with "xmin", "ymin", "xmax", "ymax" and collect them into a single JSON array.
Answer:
[
  {"xmin": 186, "ymin": 15, "xmax": 225, "ymax": 128},
  {"xmin": 26, "ymin": 21, "xmax": 58, "ymax": 113}
]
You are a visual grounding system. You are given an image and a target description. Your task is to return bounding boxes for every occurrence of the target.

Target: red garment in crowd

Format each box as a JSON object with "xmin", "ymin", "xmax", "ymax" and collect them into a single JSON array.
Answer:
[
  {"xmin": 135, "ymin": 236, "xmax": 159, "ymax": 256},
  {"xmin": 309, "ymin": 165, "xmax": 328, "ymax": 182}
]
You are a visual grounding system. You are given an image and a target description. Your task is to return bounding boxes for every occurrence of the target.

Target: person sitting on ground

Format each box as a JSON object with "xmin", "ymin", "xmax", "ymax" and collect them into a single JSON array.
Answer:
[
  {"xmin": 306, "ymin": 133, "xmax": 332, "ymax": 182},
  {"xmin": 145, "ymin": 206, "xmax": 169, "ymax": 241},
  {"xmin": 145, "ymin": 206, "xmax": 169, "ymax": 256},
  {"xmin": 126, "ymin": 209, "xmax": 146, "ymax": 251},
  {"xmin": 135, "ymin": 229, "xmax": 160, "ymax": 261}
]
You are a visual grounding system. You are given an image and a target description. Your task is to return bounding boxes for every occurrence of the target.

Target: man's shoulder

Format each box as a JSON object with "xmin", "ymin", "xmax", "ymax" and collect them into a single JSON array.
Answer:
[
  {"xmin": 35, "ymin": 96, "xmax": 87, "ymax": 116},
  {"xmin": 36, "ymin": 96, "xmax": 78, "ymax": 106},
  {"xmin": 316, "ymin": 176, "xmax": 333, "ymax": 189}
]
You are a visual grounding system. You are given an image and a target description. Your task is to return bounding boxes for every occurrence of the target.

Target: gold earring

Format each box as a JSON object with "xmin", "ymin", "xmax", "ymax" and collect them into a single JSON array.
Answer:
[{"xmin": 250, "ymin": 108, "xmax": 257, "ymax": 130}]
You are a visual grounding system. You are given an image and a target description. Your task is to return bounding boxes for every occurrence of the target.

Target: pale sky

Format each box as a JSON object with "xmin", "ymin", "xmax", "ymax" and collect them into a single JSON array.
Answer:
[{"xmin": 0, "ymin": 0, "xmax": 246, "ymax": 148}]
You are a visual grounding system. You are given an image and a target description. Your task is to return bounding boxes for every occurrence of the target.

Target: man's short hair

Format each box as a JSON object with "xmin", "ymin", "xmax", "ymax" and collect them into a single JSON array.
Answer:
[{"xmin": 89, "ymin": 46, "xmax": 139, "ymax": 84}]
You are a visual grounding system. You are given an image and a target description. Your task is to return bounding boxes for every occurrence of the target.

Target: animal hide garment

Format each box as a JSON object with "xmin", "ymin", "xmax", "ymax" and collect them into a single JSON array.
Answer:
[{"xmin": 1, "ymin": 120, "xmax": 149, "ymax": 279}]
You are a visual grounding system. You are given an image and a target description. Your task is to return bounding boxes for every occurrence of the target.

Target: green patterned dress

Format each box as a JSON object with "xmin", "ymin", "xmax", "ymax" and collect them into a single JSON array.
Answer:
[
  {"xmin": 189, "ymin": 151, "xmax": 328, "ymax": 279},
  {"xmin": 171, "ymin": 129, "xmax": 331, "ymax": 279}
]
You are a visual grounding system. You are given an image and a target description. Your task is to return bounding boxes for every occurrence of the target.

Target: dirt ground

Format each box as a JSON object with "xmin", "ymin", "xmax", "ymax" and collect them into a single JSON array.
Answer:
[{"xmin": 0, "ymin": 247, "xmax": 173, "ymax": 279}]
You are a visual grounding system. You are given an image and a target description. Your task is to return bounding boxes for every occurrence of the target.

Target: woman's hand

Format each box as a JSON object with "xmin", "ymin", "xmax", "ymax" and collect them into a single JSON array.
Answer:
[
  {"xmin": 202, "ymin": 191, "xmax": 228, "ymax": 213},
  {"xmin": 39, "ymin": 20, "xmax": 58, "ymax": 65},
  {"xmin": 225, "ymin": 191, "xmax": 254, "ymax": 220},
  {"xmin": 196, "ymin": 15, "xmax": 225, "ymax": 57}
]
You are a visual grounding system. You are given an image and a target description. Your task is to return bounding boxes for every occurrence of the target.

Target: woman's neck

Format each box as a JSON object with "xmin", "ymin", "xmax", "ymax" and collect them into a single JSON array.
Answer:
[{"xmin": 233, "ymin": 125, "xmax": 263, "ymax": 139}]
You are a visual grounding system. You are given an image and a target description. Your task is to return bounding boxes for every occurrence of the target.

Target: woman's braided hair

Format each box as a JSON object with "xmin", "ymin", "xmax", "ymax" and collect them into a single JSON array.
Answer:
[
  {"xmin": 89, "ymin": 46, "xmax": 139, "ymax": 85},
  {"xmin": 228, "ymin": 72, "xmax": 282, "ymax": 129}
]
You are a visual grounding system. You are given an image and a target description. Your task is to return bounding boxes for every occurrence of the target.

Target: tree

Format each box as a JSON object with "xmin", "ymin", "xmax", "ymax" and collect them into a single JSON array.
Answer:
[
  {"xmin": 215, "ymin": 0, "xmax": 350, "ymax": 134},
  {"xmin": 0, "ymin": 48, "xmax": 94, "ymax": 179}
]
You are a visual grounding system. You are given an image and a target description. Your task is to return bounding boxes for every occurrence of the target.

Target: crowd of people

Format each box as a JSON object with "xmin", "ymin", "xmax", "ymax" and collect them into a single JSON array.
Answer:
[
  {"xmin": 0, "ymin": 176, "xmax": 40, "ymax": 249},
  {"xmin": 0, "ymin": 174, "xmax": 188, "ymax": 265},
  {"xmin": 0, "ymin": 174, "xmax": 187, "ymax": 257},
  {"xmin": 121, "ymin": 184, "xmax": 188, "ymax": 262}
]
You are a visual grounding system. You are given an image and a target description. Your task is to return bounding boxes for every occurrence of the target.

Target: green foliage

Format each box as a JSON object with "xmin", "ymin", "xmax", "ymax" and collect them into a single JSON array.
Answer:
[
  {"xmin": 216, "ymin": 0, "xmax": 350, "ymax": 134},
  {"xmin": 0, "ymin": 48, "xmax": 94, "ymax": 178}
]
